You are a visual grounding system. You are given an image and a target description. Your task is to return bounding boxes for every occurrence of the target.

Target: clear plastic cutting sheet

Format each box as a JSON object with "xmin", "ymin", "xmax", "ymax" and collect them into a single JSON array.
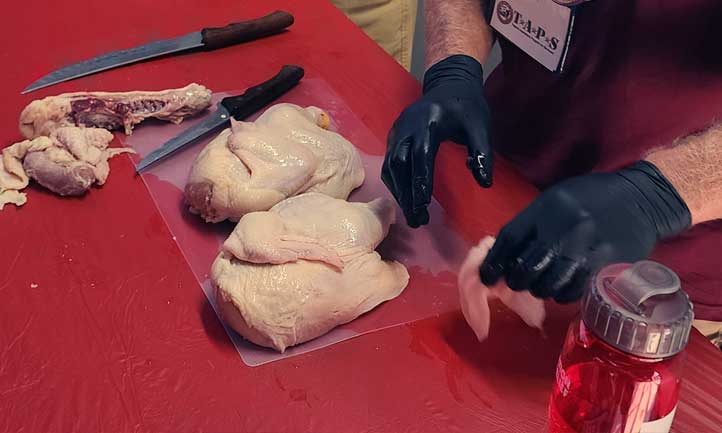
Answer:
[{"xmin": 121, "ymin": 79, "xmax": 471, "ymax": 366}]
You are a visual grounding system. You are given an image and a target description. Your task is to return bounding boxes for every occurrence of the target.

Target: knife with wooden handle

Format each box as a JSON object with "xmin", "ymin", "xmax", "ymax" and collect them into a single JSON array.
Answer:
[{"xmin": 22, "ymin": 11, "xmax": 294, "ymax": 94}]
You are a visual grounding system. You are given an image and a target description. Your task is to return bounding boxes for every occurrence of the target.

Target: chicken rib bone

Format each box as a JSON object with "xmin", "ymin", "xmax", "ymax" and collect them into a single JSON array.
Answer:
[{"xmin": 19, "ymin": 83, "xmax": 212, "ymax": 138}]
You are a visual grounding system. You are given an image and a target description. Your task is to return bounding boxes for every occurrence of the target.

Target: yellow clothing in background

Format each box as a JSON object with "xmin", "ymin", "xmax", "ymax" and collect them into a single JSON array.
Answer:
[
  {"xmin": 694, "ymin": 319, "xmax": 722, "ymax": 349},
  {"xmin": 331, "ymin": 0, "xmax": 418, "ymax": 71}
]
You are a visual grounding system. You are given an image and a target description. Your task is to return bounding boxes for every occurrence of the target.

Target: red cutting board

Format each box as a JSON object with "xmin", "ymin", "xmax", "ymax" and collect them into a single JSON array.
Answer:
[{"xmin": 1, "ymin": 1, "xmax": 721, "ymax": 432}]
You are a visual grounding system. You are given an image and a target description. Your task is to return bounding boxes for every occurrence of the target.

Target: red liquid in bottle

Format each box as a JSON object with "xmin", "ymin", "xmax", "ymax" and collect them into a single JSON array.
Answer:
[{"xmin": 549, "ymin": 319, "xmax": 683, "ymax": 433}]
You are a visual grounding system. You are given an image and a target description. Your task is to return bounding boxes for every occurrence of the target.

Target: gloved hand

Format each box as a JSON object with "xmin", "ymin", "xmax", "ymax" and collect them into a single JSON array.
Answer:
[
  {"xmin": 382, "ymin": 54, "xmax": 492, "ymax": 228},
  {"xmin": 479, "ymin": 161, "xmax": 691, "ymax": 303}
]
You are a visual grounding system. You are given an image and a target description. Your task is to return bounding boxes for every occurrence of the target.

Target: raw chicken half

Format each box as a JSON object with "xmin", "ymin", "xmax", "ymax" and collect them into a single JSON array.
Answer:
[
  {"xmin": 458, "ymin": 236, "xmax": 546, "ymax": 341},
  {"xmin": 185, "ymin": 103, "xmax": 365, "ymax": 223},
  {"xmin": 212, "ymin": 192, "xmax": 409, "ymax": 352}
]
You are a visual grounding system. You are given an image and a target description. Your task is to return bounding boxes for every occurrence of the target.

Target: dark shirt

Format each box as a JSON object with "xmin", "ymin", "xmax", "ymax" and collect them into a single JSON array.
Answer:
[{"xmin": 485, "ymin": 0, "xmax": 722, "ymax": 320}]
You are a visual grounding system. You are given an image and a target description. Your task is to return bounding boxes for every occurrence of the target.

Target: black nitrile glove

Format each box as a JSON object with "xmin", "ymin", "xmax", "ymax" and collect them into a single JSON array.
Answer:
[
  {"xmin": 382, "ymin": 55, "xmax": 492, "ymax": 228},
  {"xmin": 479, "ymin": 161, "xmax": 691, "ymax": 303}
]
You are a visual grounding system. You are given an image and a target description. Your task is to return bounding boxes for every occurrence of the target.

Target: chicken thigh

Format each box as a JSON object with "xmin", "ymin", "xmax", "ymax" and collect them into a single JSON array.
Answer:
[
  {"xmin": 212, "ymin": 193, "xmax": 408, "ymax": 352},
  {"xmin": 185, "ymin": 103, "xmax": 365, "ymax": 223}
]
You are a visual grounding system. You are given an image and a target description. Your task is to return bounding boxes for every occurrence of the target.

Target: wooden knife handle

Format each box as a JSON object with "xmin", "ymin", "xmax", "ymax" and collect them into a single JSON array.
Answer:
[
  {"xmin": 201, "ymin": 11, "xmax": 294, "ymax": 50},
  {"xmin": 220, "ymin": 65, "xmax": 304, "ymax": 121}
]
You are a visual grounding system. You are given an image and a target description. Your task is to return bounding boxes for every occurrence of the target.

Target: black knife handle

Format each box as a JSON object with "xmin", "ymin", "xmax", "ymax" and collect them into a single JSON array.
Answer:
[
  {"xmin": 201, "ymin": 11, "xmax": 294, "ymax": 50},
  {"xmin": 220, "ymin": 65, "xmax": 305, "ymax": 121}
]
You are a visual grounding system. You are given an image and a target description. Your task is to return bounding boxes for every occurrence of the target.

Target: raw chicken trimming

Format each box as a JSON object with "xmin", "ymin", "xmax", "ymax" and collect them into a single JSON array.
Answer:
[
  {"xmin": 0, "ymin": 127, "xmax": 134, "ymax": 209},
  {"xmin": 3, "ymin": 83, "xmax": 213, "ymax": 209},
  {"xmin": 458, "ymin": 236, "xmax": 546, "ymax": 342},
  {"xmin": 19, "ymin": 83, "xmax": 212, "ymax": 138}
]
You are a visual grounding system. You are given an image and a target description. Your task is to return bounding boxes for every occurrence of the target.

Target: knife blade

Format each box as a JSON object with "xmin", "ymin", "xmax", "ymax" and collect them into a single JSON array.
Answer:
[
  {"xmin": 135, "ymin": 65, "xmax": 304, "ymax": 173},
  {"xmin": 22, "ymin": 10, "xmax": 294, "ymax": 94}
]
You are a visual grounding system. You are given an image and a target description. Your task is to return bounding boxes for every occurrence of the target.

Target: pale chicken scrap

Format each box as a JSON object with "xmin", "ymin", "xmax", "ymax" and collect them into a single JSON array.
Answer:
[
  {"xmin": 0, "ymin": 127, "xmax": 134, "ymax": 209},
  {"xmin": 19, "ymin": 83, "xmax": 212, "ymax": 138},
  {"xmin": 0, "ymin": 136, "xmax": 51, "ymax": 209},
  {"xmin": 212, "ymin": 193, "xmax": 409, "ymax": 352},
  {"xmin": 458, "ymin": 236, "xmax": 546, "ymax": 342},
  {"xmin": 185, "ymin": 103, "xmax": 365, "ymax": 223}
]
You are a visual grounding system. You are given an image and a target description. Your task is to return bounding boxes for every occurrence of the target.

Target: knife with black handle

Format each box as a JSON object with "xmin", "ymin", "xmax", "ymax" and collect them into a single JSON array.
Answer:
[{"xmin": 135, "ymin": 65, "xmax": 305, "ymax": 173}]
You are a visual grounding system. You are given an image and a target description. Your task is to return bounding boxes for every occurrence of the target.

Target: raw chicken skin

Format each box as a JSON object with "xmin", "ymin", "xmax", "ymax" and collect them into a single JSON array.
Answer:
[
  {"xmin": 224, "ymin": 192, "xmax": 395, "ymax": 269},
  {"xmin": 185, "ymin": 103, "xmax": 365, "ymax": 223},
  {"xmin": 458, "ymin": 236, "xmax": 546, "ymax": 342},
  {"xmin": 19, "ymin": 83, "xmax": 212, "ymax": 138},
  {"xmin": 0, "ymin": 127, "xmax": 134, "ymax": 209},
  {"xmin": 0, "ymin": 136, "xmax": 51, "ymax": 209},
  {"xmin": 212, "ymin": 193, "xmax": 408, "ymax": 352}
]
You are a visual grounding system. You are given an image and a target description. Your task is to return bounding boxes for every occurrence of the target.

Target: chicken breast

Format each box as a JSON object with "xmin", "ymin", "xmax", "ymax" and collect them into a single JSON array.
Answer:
[
  {"xmin": 458, "ymin": 236, "xmax": 546, "ymax": 341},
  {"xmin": 185, "ymin": 103, "xmax": 365, "ymax": 223},
  {"xmin": 0, "ymin": 127, "xmax": 134, "ymax": 209},
  {"xmin": 19, "ymin": 84, "xmax": 212, "ymax": 138},
  {"xmin": 212, "ymin": 193, "xmax": 408, "ymax": 352}
]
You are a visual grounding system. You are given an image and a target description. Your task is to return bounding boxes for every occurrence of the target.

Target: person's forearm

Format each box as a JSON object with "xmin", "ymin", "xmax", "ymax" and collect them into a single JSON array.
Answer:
[
  {"xmin": 425, "ymin": 0, "xmax": 494, "ymax": 68},
  {"xmin": 646, "ymin": 123, "xmax": 722, "ymax": 225}
]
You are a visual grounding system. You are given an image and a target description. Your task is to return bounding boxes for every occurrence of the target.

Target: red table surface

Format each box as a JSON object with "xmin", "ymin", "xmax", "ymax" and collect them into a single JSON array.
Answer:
[{"xmin": 1, "ymin": 1, "xmax": 721, "ymax": 432}]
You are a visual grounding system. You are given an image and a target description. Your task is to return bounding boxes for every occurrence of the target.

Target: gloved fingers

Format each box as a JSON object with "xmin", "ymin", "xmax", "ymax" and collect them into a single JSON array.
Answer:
[
  {"xmin": 505, "ymin": 243, "xmax": 557, "ymax": 292},
  {"xmin": 380, "ymin": 154, "xmax": 396, "ymax": 198},
  {"xmin": 553, "ymin": 266, "xmax": 591, "ymax": 304},
  {"xmin": 382, "ymin": 121, "xmax": 414, "ymax": 215},
  {"xmin": 463, "ymin": 118, "xmax": 493, "ymax": 188},
  {"xmin": 480, "ymin": 202, "xmax": 539, "ymax": 285},
  {"xmin": 409, "ymin": 126, "xmax": 439, "ymax": 227},
  {"xmin": 531, "ymin": 255, "xmax": 588, "ymax": 300},
  {"xmin": 552, "ymin": 242, "xmax": 614, "ymax": 304},
  {"xmin": 479, "ymin": 223, "xmax": 532, "ymax": 286}
]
